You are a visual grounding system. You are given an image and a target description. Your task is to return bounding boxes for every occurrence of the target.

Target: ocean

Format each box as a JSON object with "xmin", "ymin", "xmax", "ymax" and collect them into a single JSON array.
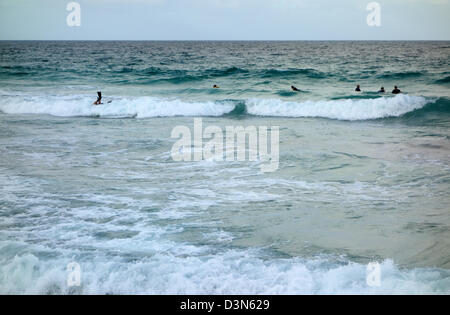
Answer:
[{"xmin": 0, "ymin": 41, "xmax": 449, "ymax": 294}]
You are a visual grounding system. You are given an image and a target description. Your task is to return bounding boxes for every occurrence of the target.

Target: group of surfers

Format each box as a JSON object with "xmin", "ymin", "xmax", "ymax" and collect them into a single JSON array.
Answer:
[{"xmin": 93, "ymin": 85, "xmax": 402, "ymax": 105}]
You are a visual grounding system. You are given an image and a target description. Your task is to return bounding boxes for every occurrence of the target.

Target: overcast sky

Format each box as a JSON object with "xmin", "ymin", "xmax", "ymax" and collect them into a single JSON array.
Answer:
[{"xmin": 0, "ymin": 0, "xmax": 449, "ymax": 40}]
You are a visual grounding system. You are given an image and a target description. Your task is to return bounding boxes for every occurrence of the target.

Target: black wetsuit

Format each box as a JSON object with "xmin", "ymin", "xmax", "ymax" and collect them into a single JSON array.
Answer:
[{"xmin": 95, "ymin": 92, "xmax": 102, "ymax": 104}]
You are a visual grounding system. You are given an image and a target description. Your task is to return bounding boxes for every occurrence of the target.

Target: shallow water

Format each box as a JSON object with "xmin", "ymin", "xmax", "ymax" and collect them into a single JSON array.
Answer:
[{"xmin": 0, "ymin": 41, "xmax": 449, "ymax": 294}]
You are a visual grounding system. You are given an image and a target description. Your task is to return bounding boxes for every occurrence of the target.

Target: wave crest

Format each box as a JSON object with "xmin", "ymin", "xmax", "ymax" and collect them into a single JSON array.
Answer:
[
  {"xmin": 376, "ymin": 71, "xmax": 424, "ymax": 80},
  {"xmin": 262, "ymin": 68, "xmax": 326, "ymax": 79},
  {"xmin": 1, "ymin": 251, "xmax": 448, "ymax": 294},
  {"xmin": 434, "ymin": 76, "xmax": 450, "ymax": 85},
  {"xmin": 246, "ymin": 95, "xmax": 431, "ymax": 120},
  {"xmin": 0, "ymin": 94, "xmax": 438, "ymax": 121},
  {"xmin": 0, "ymin": 95, "xmax": 236, "ymax": 118}
]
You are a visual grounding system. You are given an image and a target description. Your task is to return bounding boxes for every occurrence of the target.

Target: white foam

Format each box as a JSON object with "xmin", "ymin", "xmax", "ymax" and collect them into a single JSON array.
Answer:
[
  {"xmin": 0, "ymin": 95, "xmax": 235, "ymax": 118},
  {"xmin": 1, "ymin": 250, "xmax": 448, "ymax": 295},
  {"xmin": 0, "ymin": 94, "xmax": 432, "ymax": 120},
  {"xmin": 246, "ymin": 95, "xmax": 430, "ymax": 120}
]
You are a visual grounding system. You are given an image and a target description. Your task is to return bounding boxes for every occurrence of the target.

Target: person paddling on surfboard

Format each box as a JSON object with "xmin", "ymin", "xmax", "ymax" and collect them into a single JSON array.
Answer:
[
  {"xmin": 291, "ymin": 85, "xmax": 300, "ymax": 92},
  {"xmin": 93, "ymin": 91, "xmax": 102, "ymax": 105}
]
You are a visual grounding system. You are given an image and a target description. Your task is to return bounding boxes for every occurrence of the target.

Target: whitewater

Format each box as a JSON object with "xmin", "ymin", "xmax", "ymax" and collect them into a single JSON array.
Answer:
[{"xmin": 0, "ymin": 93, "xmax": 436, "ymax": 121}]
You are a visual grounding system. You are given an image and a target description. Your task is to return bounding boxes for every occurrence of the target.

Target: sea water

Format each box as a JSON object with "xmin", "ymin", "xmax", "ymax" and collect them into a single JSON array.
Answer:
[{"xmin": 0, "ymin": 41, "xmax": 449, "ymax": 294}]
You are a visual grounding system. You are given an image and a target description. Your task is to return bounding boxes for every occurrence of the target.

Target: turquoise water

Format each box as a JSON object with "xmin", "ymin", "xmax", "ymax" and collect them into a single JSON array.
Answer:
[{"xmin": 0, "ymin": 41, "xmax": 449, "ymax": 294}]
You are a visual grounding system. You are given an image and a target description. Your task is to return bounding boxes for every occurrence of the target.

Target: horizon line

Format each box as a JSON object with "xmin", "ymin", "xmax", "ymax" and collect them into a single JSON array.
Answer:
[{"xmin": 1, "ymin": 39, "xmax": 450, "ymax": 42}]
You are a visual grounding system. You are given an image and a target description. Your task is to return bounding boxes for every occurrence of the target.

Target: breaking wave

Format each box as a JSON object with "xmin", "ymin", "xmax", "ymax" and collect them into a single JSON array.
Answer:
[
  {"xmin": 1, "ymin": 249, "xmax": 449, "ymax": 295},
  {"xmin": 0, "ymin": 94, "xmax": 444, "ymax": 121}
]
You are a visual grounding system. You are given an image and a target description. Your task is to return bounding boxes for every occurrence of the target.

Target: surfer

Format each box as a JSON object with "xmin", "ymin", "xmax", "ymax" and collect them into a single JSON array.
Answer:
[
  {"xmin": 213, "ymin": 85, "xmax": 220, "ymax": 89},
  {"xmin": 378, "ymin": 87, "xmax": 385, "ymax": 93},
  {"xmin": 392, "ymin": 86, "xmax": 402, "ymax": 94},
  {"xmin": 291, "ymin": 85, "xmax": 300, "ymax": 92},
  {"xmin": 355, "ymin": 85, "xmax": 361, "ymax": 92},
  {"xmin": 93, "ymin": 91, "xmax": 102, "ymax": 105}
]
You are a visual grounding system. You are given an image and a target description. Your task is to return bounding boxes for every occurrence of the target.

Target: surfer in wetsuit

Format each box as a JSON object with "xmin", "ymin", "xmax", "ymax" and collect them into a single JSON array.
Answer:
[
  {"xmin": 378, "ymin": 87, "xmax": 386, "ymax": 93},
  {"xmin": 355, "ymin": 85, "xmax": 361, "ymax": 92},
  {"xmin": 291, "ymin": 85, "xmax": 300, "ymax": 92},
  {"xmin": 93, "ymin": 91, "xmax": 102, "ymax": 105},
  {"xmin": 392, "ymin": 86, "xmax": 402, "ymax": 94}
]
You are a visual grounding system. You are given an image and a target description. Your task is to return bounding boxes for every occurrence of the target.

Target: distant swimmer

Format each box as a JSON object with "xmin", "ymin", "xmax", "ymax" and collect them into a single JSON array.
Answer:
[
  {"xmin": 392, "ymin": 86, "xmax": 402, "ymax": 94},
  {"xmin": 213, "ymin": 85, "xmax": 220, "ymax": 89},
  {"xmin": 291, "ymin": 85, "xmax": 300, "ymax": 92},
  {"xmin": 378, "ymin": 87, "xmax": 386, "ymax": 93},
  {"xmin": 355, "ymin": 85, "xmax": 361, "ymax": 92},
  {"xmin": 93, "ymin": 91, "xmax": 102, "ymax": 105}
]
